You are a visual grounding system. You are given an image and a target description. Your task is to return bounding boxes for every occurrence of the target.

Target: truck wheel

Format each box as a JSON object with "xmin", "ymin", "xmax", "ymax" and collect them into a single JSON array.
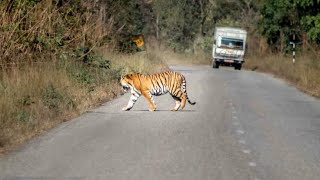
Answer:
[
  {"xmin": 234, "ymin": 64, "xmax": 242, "ymax": 70},
  {"xmin": 213, "ymin": 62, "xmax": 219, "ymax": 69}
]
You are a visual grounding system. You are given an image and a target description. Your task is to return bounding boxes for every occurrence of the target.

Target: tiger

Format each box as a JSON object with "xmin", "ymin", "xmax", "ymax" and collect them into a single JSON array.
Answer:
[{"xmin": 120, "ymin": 71, "xmax": 196, "ymax": 111}]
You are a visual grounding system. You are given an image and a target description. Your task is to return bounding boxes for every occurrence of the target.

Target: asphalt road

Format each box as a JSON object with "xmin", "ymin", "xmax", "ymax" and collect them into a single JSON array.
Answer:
[{"xmin": 1, "ymin": 65, "xmax": 320, "ymax": 180}]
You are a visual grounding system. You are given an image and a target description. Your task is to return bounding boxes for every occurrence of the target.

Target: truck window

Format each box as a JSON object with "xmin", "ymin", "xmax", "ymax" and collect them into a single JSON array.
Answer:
[{"xmin": 220, "ymin": 38, "xmax": 244, "ymax": 50}]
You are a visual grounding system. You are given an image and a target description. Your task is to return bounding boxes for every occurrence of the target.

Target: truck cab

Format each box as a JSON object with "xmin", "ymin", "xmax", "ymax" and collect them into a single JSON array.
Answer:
[{"xmin": 212, "ymin": 27, "xmax": 247, "ymax": 70}]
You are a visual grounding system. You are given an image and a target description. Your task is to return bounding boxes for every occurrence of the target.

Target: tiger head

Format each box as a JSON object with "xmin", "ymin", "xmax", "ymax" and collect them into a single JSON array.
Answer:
[
  {"xmin": 120, "ymin": 74, "xmax": 132, "ymax": 92},
  {"xmin": 120, "ymin": 73, "xmax": 143, "ymax": 93},
  {"xmin": 121, "ymin": 74, "xmax": 141, "ymax": 92}
]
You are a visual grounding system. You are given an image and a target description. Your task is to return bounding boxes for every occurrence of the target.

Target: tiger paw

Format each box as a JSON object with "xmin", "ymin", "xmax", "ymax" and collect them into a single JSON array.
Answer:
[{"xmin": 122, "ymin": 107, "xmax": 131, "ymax": 111}]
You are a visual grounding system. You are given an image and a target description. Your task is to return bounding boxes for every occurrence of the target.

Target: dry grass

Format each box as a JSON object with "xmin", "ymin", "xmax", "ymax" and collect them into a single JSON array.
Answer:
[
  {"xmin": 0, "ymin": 1, "xmax": 112, "ymax": 65},
  {"xmin": 0, "ymin": 62, "xmax": 117, "ymax": 153},
  {"xmin": 102, "ymin": 50, "xmax": 170, "ymax": 74},
  {"xmin": 0, "ymin": 49, "xmax": 167, "ymax": 154},
  {"xmin": 0, "ymin": 0, "xmax": 169, "ymax": 153},
  {"xmin": 0, "ymin": 0, "xmax": 120, "ymax": 153},
  {"xmin": 244, "ymin": 54, "xmax": 320, "ymax": 97}
]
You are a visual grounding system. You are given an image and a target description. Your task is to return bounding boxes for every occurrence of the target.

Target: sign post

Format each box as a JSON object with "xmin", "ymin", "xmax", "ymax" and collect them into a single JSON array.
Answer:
[
  {"xmin": 130, "ymin": 34, "xmax": 145, "ymax": 49},
  {"xmin": 291, "ymin": 34, "xmax": 296, "ymax": 64}
]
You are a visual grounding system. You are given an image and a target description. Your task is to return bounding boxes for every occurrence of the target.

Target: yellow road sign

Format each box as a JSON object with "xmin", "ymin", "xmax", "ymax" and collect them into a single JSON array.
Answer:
[{"xmin": 130, "ymin": 34, "xmax": 144, "ymax": 48}]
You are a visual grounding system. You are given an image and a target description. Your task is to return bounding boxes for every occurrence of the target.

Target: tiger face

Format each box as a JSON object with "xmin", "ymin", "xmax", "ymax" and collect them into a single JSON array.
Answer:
[{"xmin": 120, "ymin": 75, "xmax": 132, "ymax": 92}]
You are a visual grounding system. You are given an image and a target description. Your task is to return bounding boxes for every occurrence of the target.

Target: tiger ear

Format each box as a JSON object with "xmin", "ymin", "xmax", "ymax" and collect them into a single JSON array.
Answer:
[
  {"xmin": 121, "ymin": 74, "xmax": 131, "ymax": 80},
  {"xmin": 121, "ymin": 73, "xmax": 129, "ymax": 79}
]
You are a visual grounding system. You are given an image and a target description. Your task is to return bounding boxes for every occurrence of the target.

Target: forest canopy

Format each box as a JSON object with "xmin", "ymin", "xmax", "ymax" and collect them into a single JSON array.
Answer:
[
  {"xmin": 1, "ymin": 0, "xmax": 320, "ymax": 59},
  {"xmin": 103, "ymin": 0, "xmax": 320, "ymax": 52}
]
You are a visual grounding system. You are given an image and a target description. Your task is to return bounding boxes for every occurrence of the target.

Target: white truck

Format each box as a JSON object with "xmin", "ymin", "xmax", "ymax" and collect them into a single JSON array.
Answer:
[{"xmin": 212, "ymin": 27, "xmax": 247, "ymax": 70}]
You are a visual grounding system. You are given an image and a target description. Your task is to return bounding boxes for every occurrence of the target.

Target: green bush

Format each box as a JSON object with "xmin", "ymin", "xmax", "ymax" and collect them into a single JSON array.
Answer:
[
  {"xmin": 42, "ymin": 84, "xmax": 76, "ymax": 112},
  {"xmin": 43, "ymin": 84, "xmax": 64, "ymax": 110},
  {"xmin": 16, "ymin": 110, "xmax": 31, "ymax": 123}
]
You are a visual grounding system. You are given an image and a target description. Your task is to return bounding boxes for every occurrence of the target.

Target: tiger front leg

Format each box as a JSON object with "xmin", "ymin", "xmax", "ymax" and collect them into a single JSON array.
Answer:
[
  {"xmin": 142, "ymin": 91, "xmax": 156, "ymax": 111},
  {"xmin": 122, "ymin": 93, "xmax": 140, "ymax": 111}
]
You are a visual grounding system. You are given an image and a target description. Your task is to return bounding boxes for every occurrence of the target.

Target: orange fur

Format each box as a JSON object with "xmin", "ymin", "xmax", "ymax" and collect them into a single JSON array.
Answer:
[{"xmin": 120, "ymin": 71, "xmax": 196, "ymax": 111}]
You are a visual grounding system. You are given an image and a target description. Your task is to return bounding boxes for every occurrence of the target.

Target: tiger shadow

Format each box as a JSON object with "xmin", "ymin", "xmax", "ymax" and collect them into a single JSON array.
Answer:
[{"xmin": 130, "ymin": 109, "xmax": 195, "ymax": 112}]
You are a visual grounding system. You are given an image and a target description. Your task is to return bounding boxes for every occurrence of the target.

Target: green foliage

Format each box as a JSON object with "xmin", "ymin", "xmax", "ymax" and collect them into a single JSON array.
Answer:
[
  {"xmin": 216, "ymin": 17, "xmax": 242, "ymax": 28},
  {"xmin": 3, "ymin": 0, "xmax": 320, "ymax": 58},
  {"xmin": 42, "ymin": 84, "xmax": 75, "ymax": 111},
  {"xmin": 259, "ymin": 0, "xmax": 298, "ymax": 47},
  {"xmin": 18, "ymin": 95, "xmax": 34, "ymax": 107},
  {"xmin": 16, "ymin": 110, "xmax": 31, "ymax": 123},
  {"xmin": 0, "ymin": 0, "xmax": 103, "ymax": 64},
  {"xmin": 34, "ymin": 34, "xmax": 64, "ymax": 50},
  {"xmin": 301, "ymin": 15, "xmax": 320, "ymax": 41},
  {"xmin": 154, "ymin": 0, "xmax": 203, "ymax": 50},
  {"xmin": 259, "ymin": 0, "xmax": 320, "ymax": 49},
  {"xmin": 151, "ymin": 0, "xmax": 262, "ymax": 51},
  {"xmin": 65, "ymin": 49, "xmax": 114, "ymax": 85},
  {"xmin": 295, "ymin": 0, "xmax": 320, "ymax": 42},
  {"xmin": 15, "ymin": 95, "xmax": 34, "ymax": 122},
  {"xmin": 75, "ymin": 47, "xmax": 109, "ymax": 66},
  {"xmin": 0, "ymin": 82, "xmax": 6, "ymax": 94},
  {"xmin": 106, "ymin": 67, "xmax": 124, "ymax": 82},
  {"xmin": 43, "ymin": 84, "xmax": 64, "ymax": 110},
  {"xmin": 69, "ymin": 66, "xmax": 95, "ymax": 85},
  {"xmin": 294, "ymin": 0, "xmax": 320, "ymax": 9},
  {"xmin": 202, "ymin": 36, "xmax": 214, "ymax": 53},
  {"xmin": 102, "ymin": 0, "xmax": 146, "ymax": 51}
]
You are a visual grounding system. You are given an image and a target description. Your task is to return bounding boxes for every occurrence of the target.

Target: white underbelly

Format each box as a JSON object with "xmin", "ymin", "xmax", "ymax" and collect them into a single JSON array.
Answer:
[{"xmin": 151, "ymin": 87, "xmax": 168, "ymax": 96}]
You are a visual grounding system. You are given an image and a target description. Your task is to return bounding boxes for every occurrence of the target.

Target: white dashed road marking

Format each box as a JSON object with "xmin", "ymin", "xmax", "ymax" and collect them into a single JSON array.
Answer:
[
  {"xmin": 233, "ymin": 122, "xmax": 240, "ymax": 126},
  {"xmin": 228, "ymin": 99, "xmax": 261, "ymax": 180},
  {"xmin": 239, "ymin": 140, "xmax": 246, "ymax": 144},
  {"xmin": 249, "ymin": 162, "xmax": 257, "ymax": 167},
  {"xmin": 236, "ymin": 130, "xmax": 245, "ymax": 135}
]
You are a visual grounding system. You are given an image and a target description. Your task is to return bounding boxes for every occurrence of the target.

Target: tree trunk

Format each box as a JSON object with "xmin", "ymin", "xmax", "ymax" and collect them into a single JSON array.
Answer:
[
  {"xmin": 280, "ymin": 30, "xmax": 284, "ymax": 53},
  {"xmin": 302, "ymin": 33, "xmax": 307, "ymax": 52}
]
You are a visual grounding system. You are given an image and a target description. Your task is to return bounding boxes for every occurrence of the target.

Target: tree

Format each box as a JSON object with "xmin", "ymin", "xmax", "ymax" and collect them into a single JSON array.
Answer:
[
  {"xmin": 100, "ymin": 0, "xmax": 146, "ymax": 51},
  {"xmin": 295, "ymin": 0, "xmax": 320, "ymax": 42},
  {"xmin": 152, "ymin": 0, "xmax": 203, "ymax": 51},
  {"xmin": 258, "ymin": 0, "xmax": 320, "ymax": 52},
  {"xmin": 258, "ymin": 0, "xmax": 300, "ymax": 51}
]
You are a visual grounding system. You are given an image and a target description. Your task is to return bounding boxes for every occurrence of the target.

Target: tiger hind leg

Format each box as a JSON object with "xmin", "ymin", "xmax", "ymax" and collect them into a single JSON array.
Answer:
[
  {"xmin": 171, "ymin": 96, "xmax": 181, "ymax": 111},
  {"xmin": 179, "ymin": 96, "xmax": 187, "ymax": 110}
]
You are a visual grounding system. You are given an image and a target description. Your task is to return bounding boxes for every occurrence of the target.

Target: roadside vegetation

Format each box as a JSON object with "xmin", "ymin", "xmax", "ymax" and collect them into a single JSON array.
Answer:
[
  {"xmin": 0, "ymin": 50, "xmax": 167, "ymax": 153},
  {"xmin": 245, "ymin": 54, "xmax": 320, "ymax": 97},
  {"xmin": 0, "ymin": 0, "xmax": 167, "ymax": 153},
  {"xmin": 1, "ymin": 0, "xmax": 320, "ymax": 153},
  {"xmin": 243, "ymin": 0, "xmax": 320, "ymax": 97}
]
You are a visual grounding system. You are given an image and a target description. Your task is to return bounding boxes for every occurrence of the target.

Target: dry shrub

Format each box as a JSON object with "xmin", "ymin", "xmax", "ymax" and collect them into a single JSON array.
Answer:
[
  {"xmin": 0, "ymin": 0, "xmax": 123, "ymax": 153},
  {"xmin": 244, "ymin": 54, "xmax": 320, "ymax": 97},
  {"xmin": 0, "ymin": 48, "xmax": 169, "ymax": 153},
  {"xmin": 0, "ymin": 61, "xmax": 124, "ymax": 153},
  {"xmin": 246, "ymin": 35, "xmax": 270, "ymax": 57},
  {"xmin": 100, "ymin": 49, "xmax": 170, "ymax": 74},
  {"xmin": 0, "ymin": 0, "xmax": 115, "ymax": 66}
]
